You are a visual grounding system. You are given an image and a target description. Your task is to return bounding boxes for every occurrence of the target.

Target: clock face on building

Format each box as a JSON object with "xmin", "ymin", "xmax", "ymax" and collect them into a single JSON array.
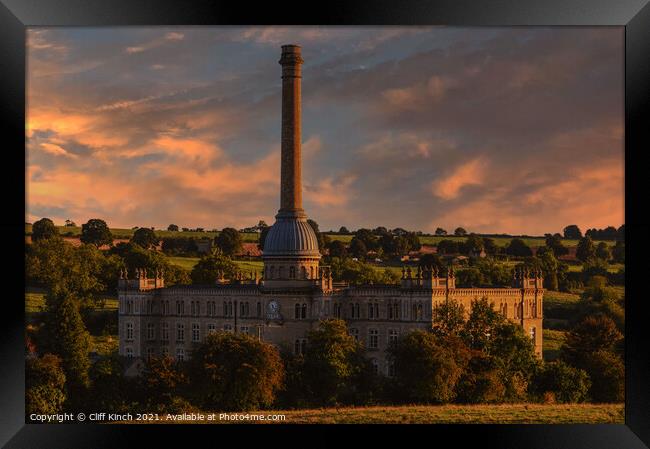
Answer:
[{"xmin": 267, "ymin": 300, "xmax": 282, "ymax": 321}]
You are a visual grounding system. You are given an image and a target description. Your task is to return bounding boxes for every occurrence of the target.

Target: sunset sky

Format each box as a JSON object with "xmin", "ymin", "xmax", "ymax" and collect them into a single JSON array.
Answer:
[{"xmin": 26, "ymin": 27, "xmax": 624, "ymax": 235}]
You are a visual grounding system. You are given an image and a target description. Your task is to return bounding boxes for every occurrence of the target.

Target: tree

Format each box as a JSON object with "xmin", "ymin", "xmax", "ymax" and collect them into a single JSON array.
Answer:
[
  {"xmin": 64, "ymin": 219, "xmax": 76, "ymax": 227},
  {"xmin": 455, "ymin": 268, "xmax": 485, "ymax": 287},
  {"xmin": 435, "ymin": 227, "xmax": 447, "ymax": 236},
  {"xmin": 455, "ymin": 351, "xmax": 505, "ymax": 404},
  {"xmin": 432, "ymin": 299, "xmax": 466, "ymax": 338},
  {"xmin": 545, "ymin": 234, "xmax": 569, "ymax": 257},
  {"xmin": 139, "ymin": 356, "xmax": 191, "ymax": 412},
  {"xmin": 612, "ymin": 240, "xmax": 625, "ymax": 264},
  {"xmin": 131, "ymin": 227, "xmax": 159, "ymax": 249},
  {"xmin": 302, "ymin": 319, "xmax": 373, "ymax": 406},
  {"xmin": 328, "ymin": 240, "xmax": 348, "ymax": 259},
  {"xmin": 307, "ymin": 219, "xmax": 328, "ymax": 252},
  {"xmin": 32, "ymin": 218, "xmax": 59, "ymax": 241},
  {"xmin": 338, "ymin": 226, "xmax": 350, "ymax": 234},
  {"xmin": 348, "ymin": 237, "xmax": 368, "ymax": 259},
  {"xmin": 329, "ymin": 257, "xmax": 396, "ymax": 285},
  {"xmin": 80, "ymin": 219, "xmax": 113, "ymax": 247},
  {"xmin": 258, "ymin": 225, "xmax": 271, "ymax": 251},
  {"xmin": 89, "ymin": 351, "xmax": 137, "ymax": 413},
  {"xmin": 464, "ymin": 234, "xmax": 484, "ymax": 255},
  {"xmin": 354, "ymin": 228, "xmax": 379, "ymax": 251},
  {"xmin": 616, "ymin": 224, "xmax": 625, "ymax": 242},
  {"xmin": 387, "ymin": 330, "xmax": 462, "ymax": 404},
  {"xmin": 505, "ymin": 238, "xmax": 532, "ymax": 257},
  {"xmin": 561, "ymin": 315, "xmax": 622, "ymax": 365},
  {"xmin": 167, "ymin": 224, "xmax": 179, "ymax": 232},
  {"xmin": 461, "ymin": 298, "xmax": 504, "ymax": 351},
  {"xmin": 187, "ymin": 332, "xmax": 284, "ymax": 411},
  {"xmin": 41, "ymin": 290, "xmax": 92, "ymax": 408},
  {"xmin": 454, "ymin": 227, "xmax": 468, "ymax": 236},
  {"xmin": 576, "ymin": 236, "xmax": 596, "ymax": 262},
  {"xmin": 26, "ymin": 354, "xmax": 67, "ymax": 415},
  {"xmin": 437, "ymin": 239, "xmax": 460, "ymax": 255},
  {"xmin": 418, "ymin": 254, "xmax": 444, "ymax": 271},
  {"xmin": 483, "ymin": 238, "xmax": 498, "ymax": 256},
  {"xmin": 579, "ymin": 350, "xmax": 624, "ymax": 402},
  {"xmin": 190, "ymin": 252, "xmax": 238, "ymax": 284},
  {"xmin": 595, "ymin": 242, "xmax": 611, "ymax": 261},
  {"xmin": 563, "ymin": 225, "xmax": 582, "ymax": 240},
  {"xmin": 214, "ymin": 227, "xmax": 243, "ymax": 256},
  {"xmin": 531, "ymin": 360, "xmax": 590, "ymax": 403}
]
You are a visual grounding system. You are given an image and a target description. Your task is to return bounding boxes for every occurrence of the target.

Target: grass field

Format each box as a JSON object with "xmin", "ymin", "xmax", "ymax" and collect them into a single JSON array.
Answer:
[
  {"xmin": 26, "ymin": 223, "xmax": 619, "ymax": 248},
  {"xmin": 153, "ymin": 403, "xmax": 623, "ymax": 424},
  {"xmin": 25, "ymin": 224, "xmax": 260, "ymax": 242},
  {"xmin": 542, "ymin": 329, "xmax": 568, "ymax": 361},
  {"xmin": 25, "ymin": 291, "xmax": 118, "ymax": 314}
]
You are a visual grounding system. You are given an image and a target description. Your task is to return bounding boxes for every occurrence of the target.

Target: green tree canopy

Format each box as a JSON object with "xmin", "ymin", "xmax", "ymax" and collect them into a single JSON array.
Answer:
[
  {"xmin": 131, "ymin": 227, "xmax": 159, "ymax": 249},
  {"xmin": 32, "ymin": 217, "xmax": 59, "ymax": 241},
  {"xmin": 139, "ymin": 356, "xmax": 190, "ymax": 413},
  {"xmin": 41, "ymin": 290, "xmax": 92, "ymax": 408},
  {"xmin": 26, "ymin": 354, "xmax": 67, "ymax": 415},
  {"xmin": 214, "ymin": 227, "xmax": 243, "ymax": 256},
  {"xmin": 435, "ymin": 227, "xmax": 447, "ymax": 236},
  {"xmin": 563, "ymin": 225, "xmax": 582, "ymax": 239},
  {"xmin": 301, "ymin": 319, "xmax": 373, "ymax": 406},
  {"xmin": 505, "ymin": 238, "xmax": 533, "ymax": 257},
  {"xmin": 432, "ymin": 299, "xmax": 466, "ymax": 338},
  {"xmin": 190, "ymin": 252, "xmax": 238, "ymax": 284},
  {"xmin": 576, "ymin": 236, "xmax": 596, "ymax": 262},
  {"xmin": 167, "ymin": 224, "xmax": 179, "ymax": 232},
  {"xmin": 80, "ymin": 219, "xmax": 113, "ymax": 247},
  {"xmin": 187, "ymin": 332, "xmax": 284, "ymax": 411},
  {"xmin": 530, "ymin": 360, "xmax": 590, "ymax": 403},
  {"xmin": 348, "ymin": 237, "xmax": 368, "ymax": 259},
  {"xmin": 387, "ymin": 330, "xmax": 462, "ymax": 404},
  {"xmin": 454, "ymin": 227, "xmax": 468, "ymax": 236},
  {"xmin": 595, "ymin": 241, "xmax": 611, "ymax": 261}
]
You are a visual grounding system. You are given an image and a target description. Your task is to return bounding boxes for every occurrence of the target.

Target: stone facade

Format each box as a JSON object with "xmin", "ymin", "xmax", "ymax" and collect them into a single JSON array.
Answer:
[{"xmin": 118, "ymin": 44, "xmax": 543, "ymax": 375}]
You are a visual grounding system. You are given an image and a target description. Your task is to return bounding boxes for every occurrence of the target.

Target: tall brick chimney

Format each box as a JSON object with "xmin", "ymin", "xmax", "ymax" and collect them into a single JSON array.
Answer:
[{"xmin": 279, "ymin": 44, "xmax": 304, "ymax": 214}]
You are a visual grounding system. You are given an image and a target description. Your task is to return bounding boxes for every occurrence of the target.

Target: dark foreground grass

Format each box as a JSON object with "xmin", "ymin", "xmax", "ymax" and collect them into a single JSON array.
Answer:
[{"xmin": 134, "ymin": 403, "xmax": 623, "ymax": 424}]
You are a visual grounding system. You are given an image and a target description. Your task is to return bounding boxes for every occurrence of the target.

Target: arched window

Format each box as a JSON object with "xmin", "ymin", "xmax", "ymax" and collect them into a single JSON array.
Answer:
[
  {"xmin": 310, "ymin": 266, "xmax": 315, "ymax": 279},
  {"xmin": 301, "ymin": 303, "xmax": 307, "ymax": 319},
  {"xmin": 301, "ymin": 266, "xmax": 307, "ymax": 279},
  {"xmin": 295, "ymin": 303, "xmax": 301, "ymax": 319},
  {"xmin": 368, "ymin": 303, "xmax": 374, "ymax": 319},
  {"xmin": 257, "ymin": 302, "xmax": 262, "ymax": 317}
]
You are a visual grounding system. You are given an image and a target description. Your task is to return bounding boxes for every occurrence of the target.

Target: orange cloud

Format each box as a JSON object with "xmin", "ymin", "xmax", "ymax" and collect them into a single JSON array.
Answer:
[{"xmin": 432, "ymin": 157, "xmax": 487, "ymax": 200}]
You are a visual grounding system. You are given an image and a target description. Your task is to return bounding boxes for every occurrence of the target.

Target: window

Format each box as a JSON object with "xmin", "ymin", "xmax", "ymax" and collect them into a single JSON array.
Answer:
[
  {"xmin": 301, "ymin": 266, "xmax": 307, "ymax": 279},
  {"xmin": 146, "ymin": 347, "xmax": 155, "ymax": 360},
  {"xmin": 289, "ymin": 266, "xmax": 296, "ymax": 279},
  {"xmin": 126, "ymin": 322, "xmax": 134, "ymax": 340},
  {"xmin": 161, "ymin": 322, "xmax": 169, "ymax": 341},
  {"xmin": 177, "ymin": 323, "xmax": 185, "ymax": 342},
  {"xmin": 126, "ymin": 347, "xmax": 133, "ymax": 358},
  {"xmin": 294, "ymin": 338, "xmax": 307, "ymax": 355},
  {"xmin": 501, "ymin": 303, "xmax": 508, "ymax": 317},
  {"xmin": 334, "ymin": 303, "xmax": 341, "ymax": 318},
  {"xmin": 388, "ymin": 329, "xmax": 399, "ymax": 345},
  {"xmin": 301, "ymin": 303, "xmax": 307, "ymax": 319},
  {"xmin": 224, "ymin": 324, "xmax": 233, "ymax": 333},
  {"xmin": 192, "ymin": 323, "xmax": 200, "ymax": 342},
  {"xmin": 190, "ymin": 301, "xmax": 198, "ymax": 316},
  {"xmin": 176, "ymin": 348, "xmax": 185, "ymax": 361},
  {"xmin": 530, "ymin": 327, "xmax": 536, "ymax": 342},
  {"xmin": 146, "ymin": 323, "xmax": 155, "ymax": 341},
  {"xmin": 371, "ymin": 358, "xmax": 379, "ymax": 375},
  {"xmin": 387, "ymin": 362, "xmax": 396, "ymax": 378},
  {"xmin": 325, "ymin": 301, "xmax": 331, "ymax": 316},
  {"xmin": 295, "ymin": 303, "xmax": 301, "ymax": 319},
  {"xmin": 369, "ymin": 329, "xmax": 379, "ymax": 349},
  {"xmin": 368, "ymin": 303, "xmax": 374, "ymax": 319},
  {"xmin": 163, "ymin": 300, "xmax": 170, "ymax": 315},
  {"xmin": 310, "ymin": 266, "xmax": 315, "ymax": 279},
  {"xmin": 208, "ymin": 323, "xmax": 216, "ymax": 334},
  {"xmin": 349, "ymin": 328, "xmax": 359, "ymax": 341},
  {"xmin": 176, "ymin": 301, "xmax": 184, "ymax": 316},
  {"xmin": 146, "ymin": 300, "xmax": 154, "ymax": 314},
  {"xmin": 257, "ymin": 302, "xmax": 262, "ymax": 317},
  {"xmin": 270, "ymin": 266, "xmax": 275, "ymax": 279},
  {"xmin": 240, "ymin": 326, "xmax": 249, "ymax": 335},
  {"xmin": 391, "ymin": 303, "xmax": 400, "ymax": 320}
]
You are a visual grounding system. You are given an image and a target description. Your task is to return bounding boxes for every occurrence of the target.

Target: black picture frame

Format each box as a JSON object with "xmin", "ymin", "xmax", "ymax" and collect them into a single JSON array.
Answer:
[{"xmin": 2, "ymin": 0, "xmax": 649, "ymax": 447}]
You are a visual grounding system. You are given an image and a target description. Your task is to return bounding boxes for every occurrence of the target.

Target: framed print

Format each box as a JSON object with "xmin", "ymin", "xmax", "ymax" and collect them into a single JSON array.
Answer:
[{"xmin": 2, "ymin": 0, "xmax": 650, "ymax": 447}]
